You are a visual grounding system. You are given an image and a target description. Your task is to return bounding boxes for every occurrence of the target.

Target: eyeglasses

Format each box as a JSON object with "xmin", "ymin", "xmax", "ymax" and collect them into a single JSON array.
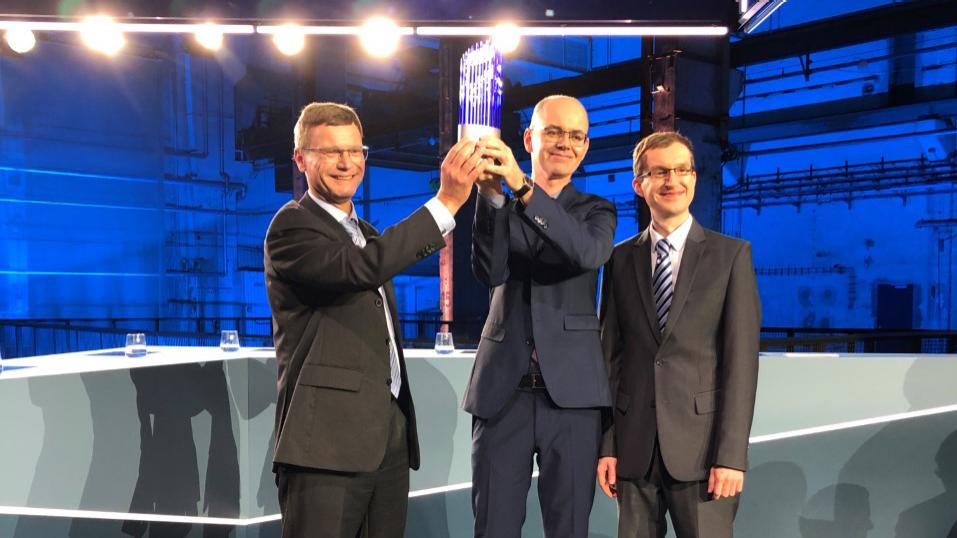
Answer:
[
  {"xmin": 638, "ymin": 167, "xmax": 695, "ymax": 180},
  {"xmin": 538, "ymin": 126, "xmax": 588, "ymax": 147},
  {"xmin": 302, "ymin": 146, "xmax": 369, "ymax": 161}
]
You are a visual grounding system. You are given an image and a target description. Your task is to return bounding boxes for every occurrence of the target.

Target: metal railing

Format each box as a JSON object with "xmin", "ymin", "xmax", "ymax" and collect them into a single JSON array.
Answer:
[
  {"xmin": 760, "ymin": 327, "xmax": 957, "ymax": 354},
  {"xmin": 0, "ymin": 316, "xmax": 485, "ymax": 358}
]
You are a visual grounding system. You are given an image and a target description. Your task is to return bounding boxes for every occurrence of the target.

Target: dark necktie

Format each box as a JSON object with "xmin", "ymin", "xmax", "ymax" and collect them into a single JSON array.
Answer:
[{"xmin": 653, "ymin": 238, "xmax": 673, "ymax": 333}]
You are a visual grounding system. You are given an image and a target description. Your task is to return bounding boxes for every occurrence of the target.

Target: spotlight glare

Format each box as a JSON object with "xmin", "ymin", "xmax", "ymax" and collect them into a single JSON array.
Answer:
[
  {"xmin": 4, "ymin": 25, "xmax": 36, "ymax": 54},
  {"xmin": 272, "ymin": 24, "xmax": 305, "ymax": 56},
  {"xmin": 81, "ymin": 15, "xmax": 125, "ymax": 56},
  {"xmin": 491, "ymin": 23, "xmax": 520, "ymax": 54},
  {"xmin": 359, "ymin": 16, "xmax": 401, "ymax": 58},
  {"xmin": 194, "ymin": 23, "xmax": 223, "ymax": 51}
]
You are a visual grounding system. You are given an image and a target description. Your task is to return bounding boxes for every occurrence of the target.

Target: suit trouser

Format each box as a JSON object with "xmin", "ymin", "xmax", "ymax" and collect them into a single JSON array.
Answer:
[
  {"xmin": 277, "ymin": 399, "xmax": 409, "ymax": 538},
  {"xmin": 471, "ymin": 388, "xmax": 602, "ymax": 538},
  {"xmin": 617, "ymin": 439, "xmax": 739, "ymax": 538}
]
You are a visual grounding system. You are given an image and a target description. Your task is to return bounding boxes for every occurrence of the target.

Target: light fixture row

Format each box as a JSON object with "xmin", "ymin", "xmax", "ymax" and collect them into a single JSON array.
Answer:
[{"xmin": 1, "ymin": 17, "xmax": 728, "ymax": 57}]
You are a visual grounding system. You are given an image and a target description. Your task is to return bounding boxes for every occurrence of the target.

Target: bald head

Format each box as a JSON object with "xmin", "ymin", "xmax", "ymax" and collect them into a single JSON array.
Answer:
[{"xmin": 529, "ymin": 95, "xmax": 588, "ymax": 131}]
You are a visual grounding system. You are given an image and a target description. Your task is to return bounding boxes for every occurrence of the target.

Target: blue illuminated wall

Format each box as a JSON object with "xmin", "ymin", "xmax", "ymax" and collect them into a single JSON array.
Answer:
[
  {"xmin": 725, "ymin": 11, "xmax": 957, "ymax": 329},
  {"xmin": 2, "ymin": 10, "xmax": 954, "ymax": 338}
]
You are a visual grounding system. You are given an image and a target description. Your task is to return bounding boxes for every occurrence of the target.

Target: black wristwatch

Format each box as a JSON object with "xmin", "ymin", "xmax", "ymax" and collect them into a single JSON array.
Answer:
[{"xmin": 512, "ymin": 174, "xmax": 534, "ymax": 199}]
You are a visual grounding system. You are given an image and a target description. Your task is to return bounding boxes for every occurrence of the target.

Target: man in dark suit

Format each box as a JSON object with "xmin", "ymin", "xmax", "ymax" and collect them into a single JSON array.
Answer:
[
  {"xmin": 264, "ymin": 102, "xmax": 485, "ymax": 538},
  {"xmin": 464, "ymin": 95, "xmax": 617, "ymax": 538},
  {"xmin": 597, "ymin": 131, "xmax": 761, "ymax": 537}
]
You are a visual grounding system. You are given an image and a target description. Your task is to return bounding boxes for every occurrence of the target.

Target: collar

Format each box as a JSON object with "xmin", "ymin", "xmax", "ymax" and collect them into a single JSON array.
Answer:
[
  {"xmin": 649, "ymin": 214, "xmax": 693, "ymax": 253},
  {"xmin": 307, "ymin": 189, "xmax": 357, "ymax": 224}
]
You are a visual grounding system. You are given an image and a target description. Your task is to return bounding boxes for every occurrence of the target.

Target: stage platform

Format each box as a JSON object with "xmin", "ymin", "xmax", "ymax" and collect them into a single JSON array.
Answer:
[{"xmin": 0, "ymin": 347, "xmax": 955, "ymax": 537}]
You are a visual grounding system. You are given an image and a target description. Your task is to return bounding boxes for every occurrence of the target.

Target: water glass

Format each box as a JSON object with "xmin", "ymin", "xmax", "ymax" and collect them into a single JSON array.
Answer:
[
  {"xmin": 125, "ymin": 333, "xmax": 147, "ymax": 357},
  {"xmin": 220, "ymin": 330, "xmax": 241, "ymax": 352},
  {"xmin": 434, "ymin": 331, "xmax": 455, "ymax": 354}
]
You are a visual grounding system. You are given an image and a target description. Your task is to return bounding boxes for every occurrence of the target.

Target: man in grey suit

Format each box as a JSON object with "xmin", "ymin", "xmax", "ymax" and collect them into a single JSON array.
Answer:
[
  {"xmin": 264, "ymin": 102, "xmax": 485, "ymax": 538},
  {"xmin": 464, "ymin": 95, "xmax": 617, "ymax": 538},
  {"xmin": 597, "ymin": 131, "xmax": 761, "ymax": 537}
]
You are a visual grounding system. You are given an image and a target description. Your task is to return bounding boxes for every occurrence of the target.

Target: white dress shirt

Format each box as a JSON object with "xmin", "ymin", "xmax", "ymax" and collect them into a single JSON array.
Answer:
[{"xmin": 649, "ymin": 214, "xmax": 694, "ymax": 282}]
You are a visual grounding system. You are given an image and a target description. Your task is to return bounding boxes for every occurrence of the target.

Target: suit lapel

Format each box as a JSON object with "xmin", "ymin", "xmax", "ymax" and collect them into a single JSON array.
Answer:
[
  {"xmin": 358, "ymin": 219, "xmax": 405, "ymax": 350},
  {"xmin": 298, "ymin": 193, "xmax": 355, "ymax": 244},
  {"xmin": 661, "ymin": 220, "xmax": 706, "ymax": 341},
  {"xmin": 632, "ymin": 229, "xmax": 662, "ymax": 344}
]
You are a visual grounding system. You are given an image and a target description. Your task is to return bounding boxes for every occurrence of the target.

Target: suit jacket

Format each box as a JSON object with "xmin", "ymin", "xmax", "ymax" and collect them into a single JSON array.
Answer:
[
  {"xmin": 600, "ymin": 220, "xmax": 761, "ymax": 482},
  {"xmin": 463, "ymin": 184, "xmax": 617, "ymax": 419},
  {"xmin": 264, "ymin": 193, "xmax": 445, "ymax": 473}
]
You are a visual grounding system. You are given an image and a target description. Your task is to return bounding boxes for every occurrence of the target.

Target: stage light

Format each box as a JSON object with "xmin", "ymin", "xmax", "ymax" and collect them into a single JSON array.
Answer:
[
  {"xmin": 491, "ymin": 23, "xmax": 520, "ymax": 54},
  {"xmin": 3, "ymin": 25, "xmax": 35, "ymax": 54},
  {"xmin": 272, "ymin": 24, "xmax": 305, "ymax": 56},
  {"xmin": 415, "ymin": 25, "xmax": 728, "ymax": 37},
  {"xmin": 81, "ymin": 16, "xmax": 125, "ymax": 56},
  {"xmin": 359, "ymin": 16, "xmax": 401, "ymax": 58},
  {"xmin": 194, "ymin": 23, "xmax": 223, "ymax": 51}
]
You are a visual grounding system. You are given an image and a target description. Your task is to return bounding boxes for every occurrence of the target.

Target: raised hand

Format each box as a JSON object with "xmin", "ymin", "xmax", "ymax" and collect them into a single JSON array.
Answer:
[{"xmin": 437, "ymin": 139, "xmax": 489, "ymax": 215}]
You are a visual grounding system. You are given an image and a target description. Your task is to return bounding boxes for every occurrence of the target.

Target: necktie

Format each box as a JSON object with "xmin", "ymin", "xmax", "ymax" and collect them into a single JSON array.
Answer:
[
  {"xmin": 653, "ymin": 238, "xmax": 673, "ymax": 333},
  {"xmin": 342, "ymin": 218, "xmax": 402, "ymax": 398}
]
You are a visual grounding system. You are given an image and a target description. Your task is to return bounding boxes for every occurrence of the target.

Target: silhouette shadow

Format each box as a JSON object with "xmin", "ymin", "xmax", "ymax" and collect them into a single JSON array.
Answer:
[
  {"xmin": 895, "ymin": 428, "xmax": 957, "ymax": 537},
  {"xmin": 404, "ymin": 360, "xmax": 459, "ymax": 538},
  {"xmin": 837, "ymin": 359, "xmax": 957, "ymax": 536},
  {"xmin": 121, "ymin": 361, "xmax": 239, "ymax": 538},
  {"xmin": 736, "ymin": 461, "xmax": 808, "ymax": 538},
  {"xmin": 799, "ymin": 483, "xmax": 872, "ymax": 538}
]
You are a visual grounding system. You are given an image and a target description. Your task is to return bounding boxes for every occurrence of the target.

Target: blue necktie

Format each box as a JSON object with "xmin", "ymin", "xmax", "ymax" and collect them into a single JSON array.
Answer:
[
  {"xmin": 342, "ymin": 217, "xmax": 402, "ymax": 398},
  {"xmin": 653, "ymin": 238, "xmax": 673, "ymax": 333}
]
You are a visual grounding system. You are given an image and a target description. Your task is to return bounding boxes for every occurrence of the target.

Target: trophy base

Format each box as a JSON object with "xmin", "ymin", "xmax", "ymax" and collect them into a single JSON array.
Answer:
[{"xmin": 458, "ymin": 124, "xmax": 501, "ymax": 142}]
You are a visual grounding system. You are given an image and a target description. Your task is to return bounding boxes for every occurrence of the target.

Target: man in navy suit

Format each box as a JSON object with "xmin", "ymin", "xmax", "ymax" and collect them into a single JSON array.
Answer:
[{"xmin": 464, "ymin": 95, "xmax": 617, "ymax": 538}]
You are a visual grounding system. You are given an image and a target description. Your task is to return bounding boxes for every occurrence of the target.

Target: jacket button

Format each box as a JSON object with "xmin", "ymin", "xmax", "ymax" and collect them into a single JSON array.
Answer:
[
  {"xmin": 525, "ymin": 339, "xmax": 533, "ymax": 346},
  {"xmin": 375, "ymin": 298, "xmax": 383, "ymax": 307},
  {"xmin": 386, "ymin": 378, "xmax": 392, "ymax": 385},
  {"xmin": 655, "ymin": 360, "xmax": 663, "ymax": 366}
]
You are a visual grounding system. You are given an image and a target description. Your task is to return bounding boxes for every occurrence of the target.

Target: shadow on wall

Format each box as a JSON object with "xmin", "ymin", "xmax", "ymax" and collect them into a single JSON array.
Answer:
[
  {"xmin": 122, "ymin": 362, "xmax": 240, "ymax": 538},
  {"xmin": 405, "ymin": 360, "xmax": 459, "ymax": 538},
  {"xmin": 836, "ymin": 359, "xmax": 957, "ymax": 536},
  {"xmin": 799, "ymin": 483, "xmax": 872, "ymax": 538},
  {"xmin": 895, "ymin": 428, "xmax": 957, "ymax": 538},
  {"xmin": 737, "ymin": 461, "xmax": 808, "ymax": 538}
]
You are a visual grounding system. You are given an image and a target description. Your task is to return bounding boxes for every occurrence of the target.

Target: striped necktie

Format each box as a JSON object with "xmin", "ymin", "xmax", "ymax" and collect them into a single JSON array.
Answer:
[
  {"xmin": 342, "ymin": 217, "xmax": 402, "ymax": 398},
  {"xmin": 653, "ymin": 238, "xmax": 673, "ymax": 333}
]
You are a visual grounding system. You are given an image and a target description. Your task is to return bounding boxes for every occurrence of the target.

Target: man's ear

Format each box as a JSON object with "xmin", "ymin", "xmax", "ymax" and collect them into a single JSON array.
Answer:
[
  {"xmin": 523, "ymin": 128, "xmax": 533, "ymax": 155},
  {"xmin": 293, "ymin": 149, "xmax": 306, "ymax": 173},
  {"xmin": 633, "ymin": 176, "xmax": 646, "ymax": 198}
]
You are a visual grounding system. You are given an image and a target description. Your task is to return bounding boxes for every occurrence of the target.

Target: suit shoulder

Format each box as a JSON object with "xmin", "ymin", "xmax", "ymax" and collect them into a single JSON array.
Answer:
[
  {"xmin": 267, "ymin": 199, "xmax": 312, "ymax": 231},
  {"xmin": 702, "ymin": 227, "xmax": 751, "ymax": 251},
  {"xmin": 610, "ymin": 234, "xmax": 639, "ymax": 259},
  {"xmin": 579, "ymin": 191, "xmax": 616, "ymax": 212}
]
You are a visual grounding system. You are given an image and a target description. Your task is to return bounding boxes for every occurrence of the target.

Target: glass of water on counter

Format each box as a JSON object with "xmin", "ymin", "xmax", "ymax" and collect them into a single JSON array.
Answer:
[
  {"xmin": 434, "ymin": 331, "xmax": 455, "ymax": 354},
  {"xmin": 220, "ymin": 330, "xmax": 241, "ymax": 352},
  {"xmin": 125, "ymin": 333, "xmax": 147, "ymax": 357}
]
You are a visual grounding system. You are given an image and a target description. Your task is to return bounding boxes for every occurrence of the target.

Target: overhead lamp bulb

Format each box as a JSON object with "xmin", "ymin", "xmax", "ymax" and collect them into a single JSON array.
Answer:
[
  {"xmin": 4, "ymin": 25, "xmax": 36, "ymax": 54},
  {"xmin": 491, "ymin": 22, "xmax": 521, "ymax": 54},
  {"xmin": 194, "ymin": 23, "xmax": 224, "ymax": 51},
  {"xmin": 359, "ymin": 16, "xmax": 401, "ymax": 58},
  {"xmin": 273, "ymin": 24, "xmax": 305, "ymax": 56},
  {"xmin": 81, "ymin": 15, "xmax": 125, "ymax": 56}
]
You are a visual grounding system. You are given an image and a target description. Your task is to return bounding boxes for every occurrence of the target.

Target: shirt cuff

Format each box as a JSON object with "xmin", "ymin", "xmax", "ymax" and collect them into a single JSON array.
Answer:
[
  {"xmin": 478, "ymin": 190, "xmax": 506, "ymax": 209},
  {"xmin": 425, "ymin": 197, "xmax": 456, "ymax": 236}
]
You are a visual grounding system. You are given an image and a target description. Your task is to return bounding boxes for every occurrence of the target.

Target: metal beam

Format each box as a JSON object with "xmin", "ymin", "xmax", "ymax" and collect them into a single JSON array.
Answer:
[
  {"xmin": 730, "ymin": 0, "xmax": 957, "ymax": 67},
  {"xmin": 730, "ymin": 84, "xmax": 957, "ymax": 144}
]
